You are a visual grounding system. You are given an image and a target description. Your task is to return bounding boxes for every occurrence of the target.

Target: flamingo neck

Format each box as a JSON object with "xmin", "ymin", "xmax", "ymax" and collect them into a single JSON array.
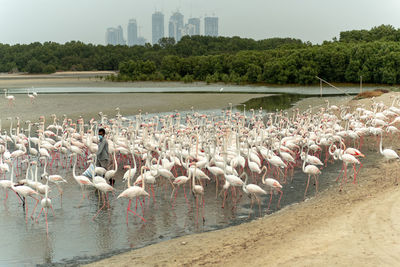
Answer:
[
  {"xmin": 72, "ymin": 156, "xmax": 77, "ymax": 179},
  {"xmin": 113, "ymin": 152, "xmax": 117, "ymax": 171},
  {"xmin": 10, "ymin": 162, "xmax": 14, "ymax": 184}
]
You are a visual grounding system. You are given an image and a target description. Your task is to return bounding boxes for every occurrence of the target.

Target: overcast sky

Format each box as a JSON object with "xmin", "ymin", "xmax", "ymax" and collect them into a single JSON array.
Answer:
[{"xmin": 1, "ymin": 0, "xmax": 400, "ymax": 45}]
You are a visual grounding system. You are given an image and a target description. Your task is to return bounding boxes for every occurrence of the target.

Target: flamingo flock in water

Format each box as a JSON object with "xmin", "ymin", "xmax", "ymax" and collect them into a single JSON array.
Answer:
[{"xmin": 0, "ymin": 92, "xmax": 400, "ymax": 235}]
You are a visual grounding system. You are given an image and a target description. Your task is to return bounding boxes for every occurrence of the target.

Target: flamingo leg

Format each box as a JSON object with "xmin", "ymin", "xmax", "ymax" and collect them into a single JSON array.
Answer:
[
  {"xmin": 92, "ymin": 194, "xmax": 106, "ymax": 220},
  {"xmin": 127, "ymin": 199, "xmax": 146, "ymax": 222},
  {"xmin": 36, "ymin": 208, "xmax": 44, "ymax": 222},
  {"xmin": 336, "ymin": 163, "xmax": 345, "ymax": 182},
  {"xmin": 249, "ymin": 195, "xmax": 254, "ymax": 217},
  {"xmin": 45, "ymin": 209, "xmax": 49, "ymax": 235},
  {"xmin": 277, "ymin": 190, "xmax": 283, "ymax": 209},
  {"xmin": 202, "ymin": 195, "xmax": 205, "ymax": 223},
  {"xmin": 268, "ymin": 189, "xmax": 273, "ymax": 210},
  {"xmin": 304, "ymin": 175, "xmax": 311, "ymax": 200},
  {"xmin": 30, "ymin": 196, "xmax": 39, "ymax": 218},
  {"xmin": 215, "ymin": 175, "xmax": 219, "ymax": 199}
]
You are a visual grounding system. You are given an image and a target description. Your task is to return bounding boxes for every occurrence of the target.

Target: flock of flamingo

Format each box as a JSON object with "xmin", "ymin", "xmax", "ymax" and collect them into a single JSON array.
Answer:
[{"xmin": 0, "ymin": 91, "xmax": 399, "ymax": 235}]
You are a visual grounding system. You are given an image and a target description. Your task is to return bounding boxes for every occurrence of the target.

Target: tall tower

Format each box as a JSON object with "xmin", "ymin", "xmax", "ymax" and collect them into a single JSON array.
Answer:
[
  {"xmin": 169, "ymin": 11, "xmax": 184, "ymax": 42},
  {"xmin": 127, "ymin": 19, "xmax": 138, "ymax": 46},
  {"xmin": 105, "ymin": 27, "xmax": 117, "ymax": 45},
  {"xmin": 116, "ymin": 25, "xmax": 126, "ymax": 45},
  {"xmin": 152, "ymin": 12, "xmax": 165, "ymax": 45},
  {"xmin": 204, "ymin": 17, "xmax": 218, "ymax": 37},
  {"xmin": 187, "ymin": 18, "xmax": 200, "ymax": 36}
]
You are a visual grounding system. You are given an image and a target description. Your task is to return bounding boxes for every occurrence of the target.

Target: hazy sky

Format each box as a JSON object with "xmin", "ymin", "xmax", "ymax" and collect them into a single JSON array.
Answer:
[{"xmin": 1, "ymin": 0, "xmax": 400, "ymax": 45}]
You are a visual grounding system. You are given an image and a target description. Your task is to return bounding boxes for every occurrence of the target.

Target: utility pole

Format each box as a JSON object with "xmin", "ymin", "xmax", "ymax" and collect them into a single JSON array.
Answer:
[{"xmin": 315, "ymin": 76, "xmax": 351, "ymax": 97}]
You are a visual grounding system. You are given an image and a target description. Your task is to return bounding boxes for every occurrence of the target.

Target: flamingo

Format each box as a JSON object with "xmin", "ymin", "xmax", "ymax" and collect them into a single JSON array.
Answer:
[
  {"xmin": 11, "ymin": 162, "xmax": 40, "ymax": 223},
  {"xmin": 118, "ymin": 166, "xmax": 149, "ymax": 224},
  {"xmin": 36, "ymin": 176, "xmax": 54, "ymax": 235},
  {"xmin": 104, "ymin": 151, "xmax": 117, "ymax": 185},
  {"xmin": 302, "ymin": 145, "xmax": 321, "ymax": 200},
  {"xmin": 4, "ymin": 89, "xmax": 15, "ymax": 107},
  {"xmin": 71, "ymin": 153, "xmax": 94, "ymax": 207},
  {"xmin": 47, "ymin": 174, "xmax": 67, "ymax": 205},
  {"xmin": 92, "ymin": 180, "xmax": 115, "ymax": 220},
  {"xmin": 0, "ymin": 160, "xmax": 17, "ymax": 203},
  {"xmin": 27, "ymin": 88, "xmax": 36, "ymax": 104},
  {"xmin": 191, "ymin": 163, "xmax": 205, "ymax": 223},
  {"xmin": 241, "ymin": 172, "xmax": 267, "ymax": 216},
  {"xmin": 379, "ymin": 131, "xmax": 400, "ymax": 184},
  {"xmin": 261, "ymin": 169, "xmax": 283, "ymax": 210}
]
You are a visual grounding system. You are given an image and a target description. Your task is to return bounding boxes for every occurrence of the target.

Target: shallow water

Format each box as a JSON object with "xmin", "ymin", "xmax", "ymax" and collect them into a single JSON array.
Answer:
[
  {"xmin": 0, "ymin": 149, "xmax": 380, "ymax": 266},
  {"xmin": 0, "ymin": 93, "xmax": 379, "ymax": 266}
]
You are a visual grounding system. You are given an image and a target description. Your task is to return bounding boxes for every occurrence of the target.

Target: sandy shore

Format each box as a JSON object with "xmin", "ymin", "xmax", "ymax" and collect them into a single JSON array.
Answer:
[{"xmin": 85, "ymin": 92, "xmax": 400, "ymax": 267}]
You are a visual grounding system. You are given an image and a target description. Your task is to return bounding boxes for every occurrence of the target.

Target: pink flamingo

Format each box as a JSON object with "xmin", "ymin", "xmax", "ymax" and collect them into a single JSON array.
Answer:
[
  {"xmin": 302, "ymin": 146, "xmax": 321, "ymax": 200},
  {"xmin": 71, "ymin": 153, "xmax": 94, "ymax": 207},
  {"xmin": 241, "ymin": 172, "xmax": 267, "ymax": 216},
  {"xmin": 118, "ymin": 166, "xmax": 149, "ymax": 224},
  {"xmin": 261, "ymin": 170, "xmax": 283, "ymax": 210}
]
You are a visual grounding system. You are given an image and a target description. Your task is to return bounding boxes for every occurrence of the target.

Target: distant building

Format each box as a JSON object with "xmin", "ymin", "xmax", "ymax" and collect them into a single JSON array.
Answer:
[
  {"xmin": 152, "ymin": 12, "xmax": 164, "ymax": 45},
  {"xmin": 187, "ymin": 18, "xmax": 200, "ymax": 36},
  {"xmin": 127, "ymin": 19, "xmax": 138, "ymax": 46},
  {"xmin": 116, "ymin": 25, "xmax": 126, "ymax": 45},
  {"xmin": 106, "ymin": 25, "xmax": 126, "ymax": 45},
  {"xmin": 204, "ymin": 17, "xmax": 218, "ymax": 37},
  {"xmin": 105, "ymin": 27, "xmax": 118, "ymax": 45},
  {"xmin": 169, "ymin": 11, "xmax": 184, "ymax": 42}
]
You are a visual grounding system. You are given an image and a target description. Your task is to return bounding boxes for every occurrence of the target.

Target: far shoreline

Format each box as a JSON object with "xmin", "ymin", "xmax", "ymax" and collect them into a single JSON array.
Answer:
[{"xmin": 0, "ymin": 71, "xmax": 398, "ymax": 90}]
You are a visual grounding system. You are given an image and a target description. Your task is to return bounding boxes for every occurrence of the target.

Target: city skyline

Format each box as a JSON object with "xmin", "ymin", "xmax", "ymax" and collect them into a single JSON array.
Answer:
[
  {"xmin": 1, "ymin": 0, "xmax": 400, "ymax": 45},
  {"xmin": 107, "ymin": 12, "xmax": 218, "ymax": 46}
]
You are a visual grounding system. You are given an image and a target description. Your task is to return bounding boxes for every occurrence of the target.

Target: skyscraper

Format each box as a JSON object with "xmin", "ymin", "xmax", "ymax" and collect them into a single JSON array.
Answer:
[
  {"xmin": 105, "ymin": 28, "xmax": 118, "ymax": 45},
  {"xmin": 105, "ymin": 26, "xmax": 126, "ymax": 45},
  {"xmin": 169, "ymin": 11, "xmax": 184, "ymax": 42},
  {"xmin": 187, "ymin": 18, "xmax": 200, "ymax": 36},
  {"xmin": 204, "ymin": 17, "xmax": 218, "ymax": 37},
  {"xmin": 116, "ymin": 25, "xmax": 126, "ymax": 45},
  {"xmin": 127, "ymin": 19, "xmax": 138, "ymax": 46},
  {"xmin": 152, "ymin": 12, "xmax": 164, "ymax": 45}
]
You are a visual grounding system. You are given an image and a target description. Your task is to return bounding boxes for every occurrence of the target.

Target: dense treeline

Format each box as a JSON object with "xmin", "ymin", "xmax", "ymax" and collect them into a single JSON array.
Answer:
[
  {"xmin": 115, "ymin": 41, "xmax": 400, "ymax": 85},
  {"xmin": 1, "ymin": 24, "xmax": 400, "ymax": 85},
  {"xmin": 0, "ymin": 36, "xmax": 304, "ymax": 74},
  {"xmin": 339, "ymin": 25, "xmax": 400, "ymax": 42}
]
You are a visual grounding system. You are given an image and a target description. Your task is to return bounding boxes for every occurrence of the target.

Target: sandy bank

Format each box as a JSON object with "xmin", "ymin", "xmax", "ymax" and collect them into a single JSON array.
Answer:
[
  {"xmin": 0, "ymin": 72, "xmax": 215, "ymax": 89},
  {"xmin": 86, "ymin": 92, "xmax": 400, "ymax": 267}
]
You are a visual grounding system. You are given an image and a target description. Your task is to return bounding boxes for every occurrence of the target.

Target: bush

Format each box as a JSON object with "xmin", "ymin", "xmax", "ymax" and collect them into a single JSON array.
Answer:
[
  {"xmin": 25, "ymin": 59, "xmax": 44, "ymax": 73},
  {"xmin": 43, "ymin": 64, "xmax": 56, "ymax": 74},
  {"xmin": 182, "ymin": 74, "xmax": 194, "ymax": 83}
]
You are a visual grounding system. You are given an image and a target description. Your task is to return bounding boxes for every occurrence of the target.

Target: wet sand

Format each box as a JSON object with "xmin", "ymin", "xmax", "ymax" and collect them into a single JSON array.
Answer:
[{"xmin": 86, "ymin": 92, "xmax": 400, "ymax": 267}]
